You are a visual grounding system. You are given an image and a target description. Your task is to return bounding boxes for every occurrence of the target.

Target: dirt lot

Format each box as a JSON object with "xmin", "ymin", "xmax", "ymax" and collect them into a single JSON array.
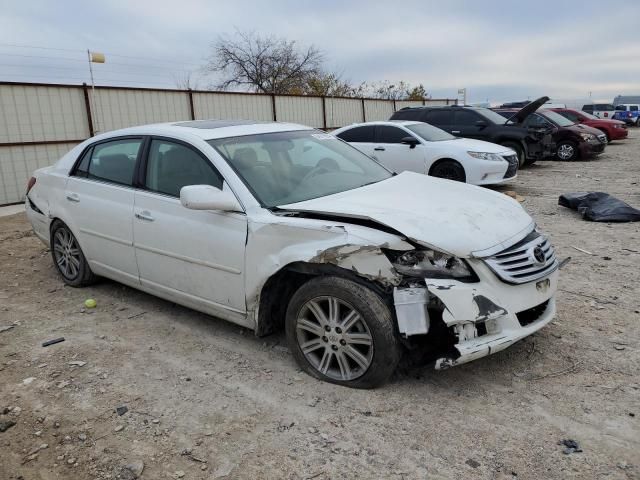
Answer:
[{"xmin": 1, "ymin": 132, "xmax": 639, "ymax": 480}]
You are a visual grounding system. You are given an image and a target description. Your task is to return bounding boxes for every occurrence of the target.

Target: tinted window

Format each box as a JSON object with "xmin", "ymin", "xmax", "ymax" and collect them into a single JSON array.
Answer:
[
  {"xmin": 615, "ymin": 105, "xmax": 626, "ymax": 111},
  {"xmin": 559, "ymin": 110, "xmax": 580, "ymax": 122},
  {"xmin": 405, "ymin": 123, "xmax": 456, "ymax": 141},
  {"xmin": 631, "ymin": 105, "xmax": 638, "ymax": 112},
  {"xmin": 336, "ymin": 126, "xmax": 375, "ymax": 143},
  {"xmin": 524, "ymin": 113, "xmax": 551, "ymax": 128},
  {"xmin": 376, "ymin": 125, "xmax": 410, "ymax": 144},
  {"xmin": 145, "ymin": 140, "xmax": 222, "ymax": 197},
  {"xmin": 424, "ymin": 109, "xmax": 453, "ymax": 125},
  {"xmin": 76, "ymin": 138, "xmax": 142, "ymax": 186},
  {"xmin": 453, "ymin": 110, "xmax": 481, "ymax": 125},
  {"xmin": 582, "ymin": 105, "xmax": 594, "ymax": 113}
]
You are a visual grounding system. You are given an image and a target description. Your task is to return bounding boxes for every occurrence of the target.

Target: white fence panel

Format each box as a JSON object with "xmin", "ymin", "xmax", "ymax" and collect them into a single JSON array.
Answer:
[
  {"xmin": 275, "ymin": 95, "xmax": 323, "ymax": 127},
  {"xmin": 91, "ymin": 89, "xmax": 190, "ymax": 133},
  {"xmin": 193, "ymin": 92, "xmax": 273, "ymax": 121},
  {"xmin": 0, "ymin": 85, "xmax": 88, "ymax": 143},
  {"xmin": 395, "ymin": 100, "xmax": 425, "ymax": 110},
  {"xmin": 0, "ymin": 142, "xmax": 79, "ymax": 204},
  {"xmin": 364, "ymin": 100, "xmax": 394, "ymax": 121},
  {"xmin": 325, "ymin": 98, "xmax": 363, "ymax": 128}
]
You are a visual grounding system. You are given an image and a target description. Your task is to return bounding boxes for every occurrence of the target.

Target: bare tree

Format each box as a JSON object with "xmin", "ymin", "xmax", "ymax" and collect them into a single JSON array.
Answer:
[
  {"xmin": 174, "ymin": 71, "xmax": 200, "ymax": 90},
  {"xmin": 206, "ymin": 30, "xmax": 324, "ymax": 94}
]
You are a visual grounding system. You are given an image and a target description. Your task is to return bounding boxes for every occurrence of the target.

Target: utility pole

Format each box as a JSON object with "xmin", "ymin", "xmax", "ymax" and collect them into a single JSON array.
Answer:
[{"xmin": 87, "ymin": 50, "xmax": 105, "ymax": 134}]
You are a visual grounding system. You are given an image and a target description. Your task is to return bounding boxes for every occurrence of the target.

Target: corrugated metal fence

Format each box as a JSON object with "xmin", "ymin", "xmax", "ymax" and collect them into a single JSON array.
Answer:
[{"xmin": 0, "ymin": 81, "xmax": 455, "ymax": 205}]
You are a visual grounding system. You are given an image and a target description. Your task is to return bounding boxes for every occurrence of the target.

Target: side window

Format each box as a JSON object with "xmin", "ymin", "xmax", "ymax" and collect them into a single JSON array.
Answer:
[
  {"xmin": 453, "ymin": 110, "xmax": 480, "ymax": 125},
  {"xmin": 78, "ymin": 138, "xmax": 142, "ymax": 186},
  {"xmin": 631, "ymin": 105, "xmax": 639, "ymax": 112},
  {"xmin": 145, "ymin": 139, "xmax": 223, "ymax": 197},
  {"xmin": 336, "ymin": 126, "xmax": 375, "ymax": 143},
  {"xmin": 524, "ymin": 114, "xmax": 550, "ymax": 127},
  {"xmin": 615, "ymin": 105, "xmax": 626, "ymax": 111},
  {"xmin": 423, "ymin": 110, "xmax": 452, "ymax": 125},
  {"xmin": 376, "ymin": 125, "xmax": 410, "ymax": 144}
]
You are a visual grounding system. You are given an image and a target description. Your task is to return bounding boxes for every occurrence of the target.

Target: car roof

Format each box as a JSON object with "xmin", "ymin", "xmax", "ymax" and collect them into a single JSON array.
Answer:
[
  {"xmin": 92, "ymin": 120, "xmax": 313, "ymax": 141},
  {"xmin": 340, "ymin": 120, "xmax": 422, "ymax": 129}
]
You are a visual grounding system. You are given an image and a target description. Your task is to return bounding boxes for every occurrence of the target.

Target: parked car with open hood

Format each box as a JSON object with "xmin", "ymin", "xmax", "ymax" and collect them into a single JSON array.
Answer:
[
  {"xmin": 551, "ymin": 108, "xmax": 628, "ymax": 142},
  {"xmin": 494, "ymin": 109, "xmax": 607, "ymax": 161},
  {"xmin": 390, "ymin": 97, "xmax": 555, "ymax": 167},
  {"xmin": 25, "ymin": 120, "xmax": 559, "ymax": 388},
  {"xmin": 333, "ymin": 120, "xmax": 518, "ymax": 184}
]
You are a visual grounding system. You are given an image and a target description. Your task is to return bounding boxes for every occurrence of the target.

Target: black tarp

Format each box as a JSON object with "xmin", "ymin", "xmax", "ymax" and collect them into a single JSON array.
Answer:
[{"xmin": 559, "ymin": 192, "xmax": 640, "ymax": 222}]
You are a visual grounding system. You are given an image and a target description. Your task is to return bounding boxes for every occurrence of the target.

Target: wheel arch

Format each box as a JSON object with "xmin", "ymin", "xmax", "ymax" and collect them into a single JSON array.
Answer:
[
  {"xmin": 254, "ymin": 261, "xmax": 394, "ymax": 337},
  {"xmin": 427, "ymin": 157, "xmax": 464, "ymax": 176}
]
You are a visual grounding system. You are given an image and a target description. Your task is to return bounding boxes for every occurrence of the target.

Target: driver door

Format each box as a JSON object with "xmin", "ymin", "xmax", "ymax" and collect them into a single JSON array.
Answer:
[
  {"xmin": 133, "ymin": 138, "xmax": 248, "ymax": 318},
  {"xmin": 370, "ymin": 125, "xmax": 426, "ymax": 174}
]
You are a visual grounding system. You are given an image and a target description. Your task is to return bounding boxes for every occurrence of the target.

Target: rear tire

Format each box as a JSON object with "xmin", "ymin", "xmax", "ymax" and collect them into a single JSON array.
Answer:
[
  {"xmin": 50, "ymin": 220, "xmax": 96, "ymax": 287},
  {"xmin": 501, "ymin": 142, "xmax": 526, "ymax": 167},
  {"xmin": 429, "ymin": 159, "xmax": 466, "ymax": 182},
  {"xmin": 555, "ymin": 141, "xmax": 579, "ymax": 161},
  {"xmin": 285, "ymin": 276, "xmax": 401, "ymax": 388}
]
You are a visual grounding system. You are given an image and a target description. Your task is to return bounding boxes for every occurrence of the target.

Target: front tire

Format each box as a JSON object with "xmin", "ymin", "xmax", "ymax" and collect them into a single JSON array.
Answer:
[
  {"xmin": 555, "ymin": 141, "xmax": 579, "ymax": 161},
  {"xmin": 50, "ymin": 220, "xmax": 96, "ymax": 287},
  {"xmin": 429, "ymin": 159, "xmax": 466, "ymax": 182},
  {"xmin": 285, "ymin": 276, "xmax": 401, "ymax": 388}
]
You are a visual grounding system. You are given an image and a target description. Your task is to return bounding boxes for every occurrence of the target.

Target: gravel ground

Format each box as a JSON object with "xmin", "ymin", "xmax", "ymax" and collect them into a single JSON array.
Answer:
[{"xmin": 1, "ymin": 131, "xmax": 639, "ymax": 480}]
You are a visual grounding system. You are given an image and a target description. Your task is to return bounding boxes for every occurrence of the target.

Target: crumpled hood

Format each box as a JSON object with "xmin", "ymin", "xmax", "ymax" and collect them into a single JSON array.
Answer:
[{"xmin": 279, "ymin": 172, "xmax": 534, "ymax": 257}]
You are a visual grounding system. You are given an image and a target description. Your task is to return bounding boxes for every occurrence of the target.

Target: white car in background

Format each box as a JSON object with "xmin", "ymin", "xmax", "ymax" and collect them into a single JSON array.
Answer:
[
  {"xmin": 25, "ymin": 120, "xmax": 558, "ymax": 388},
  {"xmin": 333, "ymin": 121, "xmax": 518, "ymax": 185}
]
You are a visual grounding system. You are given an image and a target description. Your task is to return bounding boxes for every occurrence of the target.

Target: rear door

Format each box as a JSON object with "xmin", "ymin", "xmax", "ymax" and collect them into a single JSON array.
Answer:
[
  {"xmin": 371, "ymin": 125, "xmax": 426, "ymax": 174},
  {"xmin": 335, "ymin": 125, "xmax": 376, "ymax": 158},
  {"xmin": 422, "ymin": 109, "xmax": 454, "ymax": 133},
  {"xmin": 64, "ymin": 137, "xmax": 142, "ymax": 284},
  {"xmin": 133, "ymin": 137, "xmax": 247, "ymax": 316},
  {"xmin": 451, "ymin": 110, "xmax": 486, "ymax": 139}
]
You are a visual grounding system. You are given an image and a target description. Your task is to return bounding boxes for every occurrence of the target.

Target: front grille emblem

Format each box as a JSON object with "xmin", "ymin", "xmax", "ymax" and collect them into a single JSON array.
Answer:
[{"xmin": 532, "ymin": 245, "xmax": 546, "ymax": 265}]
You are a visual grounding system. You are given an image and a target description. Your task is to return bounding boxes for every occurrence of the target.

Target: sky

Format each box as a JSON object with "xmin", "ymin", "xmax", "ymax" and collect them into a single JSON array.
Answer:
[{"xmin": 1, "ymin": 0, "xmax": 639, "ymax": 103}]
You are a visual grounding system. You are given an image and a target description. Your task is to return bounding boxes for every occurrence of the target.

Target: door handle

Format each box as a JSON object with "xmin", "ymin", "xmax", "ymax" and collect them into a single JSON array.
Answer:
[
  {"xmin": 135, "ymin": 211, "xmax": 155, "ymax": 222},
  {"xmin": 66, "ymin": 193, "xmax": 80, "ymax": 203},
  {"xmin": 451, "ymin": 130, "xmax": 461, "ymax": 134},
  {"xmin": 374, "ymin": 147, "xmax": 385, "ymax": 151}
]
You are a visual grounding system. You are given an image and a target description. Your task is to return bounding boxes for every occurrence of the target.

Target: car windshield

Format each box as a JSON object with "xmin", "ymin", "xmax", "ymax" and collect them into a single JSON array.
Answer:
[
  {"xmin": 208, "ymin": 130, "xmax": 392, "ymax": 208},
  {"xmin": 476, "ymin": 108, "xmax": 511, "ymax": 125},
  {"xmin": 539, "ymin": 110, "xmax": 575, "ymax": 127},
  {"xmin": 405, "ymin": 123, "xmax": 456, "ymax": 141}
]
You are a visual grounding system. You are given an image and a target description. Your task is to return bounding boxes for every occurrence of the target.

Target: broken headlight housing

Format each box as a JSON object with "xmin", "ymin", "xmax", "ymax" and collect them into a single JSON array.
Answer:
[{"xmin": 386, "ymin": 249, "xmax": 478, "ymax": 281}]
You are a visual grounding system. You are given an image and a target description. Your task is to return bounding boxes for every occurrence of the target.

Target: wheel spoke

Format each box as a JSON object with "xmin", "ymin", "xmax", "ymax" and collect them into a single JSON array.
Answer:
[
  {"xmin": 53, "ymin": 244, "xmax": 65, "ymax": 254},
  {"xmin": 340, "ymin": 310, "xmax": 361, "ymax": 332},
  {"xmin": 327, "ymin": 297, "xmax": 339, "ymax": 324},
  {"xmin": 56, "ymin": 255, "xmax": 66, "ymax": 268},
  {"xmin": 68, "ymin": 255, "xmax": 80, "ymax": 268},
  {"xmin": 68, "ymin": 247, "xmax": 80, "ymax": 256},
  {"xmin": 297, "ymin": 318, "xmax": 324, "ymax": 337},
  {"xmin": 300, "ymin": 338, "xmax": 324, "ymax": 354},
  {"xmin": 67, "ymin": 258, "xmax": 78, "ymax": 277},
  {"xmin": 343, "ymin": 345, "xmax": 370, "ymax": 371},
  {"xmin": 307, "ymin": 299, "xmax": 329, "ymax": 326},
  {"xmin": 344, "ymin": 332, "xmax": 372, "ymax": 346},
  {"xmin": 318, "ymin": 349, "xmax": 333, "ymax": 374},
  {"xmin": 335, "ymin": 351, "xmax": 351, "ymax": 380}
]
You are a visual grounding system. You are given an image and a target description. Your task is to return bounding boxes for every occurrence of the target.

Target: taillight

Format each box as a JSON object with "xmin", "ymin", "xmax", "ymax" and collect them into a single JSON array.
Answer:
[
  {"xmin": 26, "ymin": 176, "xmax": 36, "ymax": 195},
  {"xmin": 628, "ymin": 112, "xmax": 632, "ymax": 118}
]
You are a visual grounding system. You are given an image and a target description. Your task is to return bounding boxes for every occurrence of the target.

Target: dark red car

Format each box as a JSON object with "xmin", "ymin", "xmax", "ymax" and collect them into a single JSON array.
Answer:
[{"xmin": 551, "ymin": 108, "xmax": 628, "ymax": 142}]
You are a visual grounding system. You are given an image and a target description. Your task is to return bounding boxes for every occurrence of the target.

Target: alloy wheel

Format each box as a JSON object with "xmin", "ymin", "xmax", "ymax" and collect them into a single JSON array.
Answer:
[
  {"xmin": 557, "ymin": 144, "xmax": 575, "ymax": 160},
  {"xmin": 295, "ymin": 296, "xmax": 374, "ymax": 381},
  {"xmin": 52, "ymin": 228, "xmax": 81, "ymax": 280}
]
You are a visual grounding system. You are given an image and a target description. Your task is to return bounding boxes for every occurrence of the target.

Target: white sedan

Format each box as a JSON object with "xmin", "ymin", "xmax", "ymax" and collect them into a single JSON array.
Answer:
[
  {"xmin": 333, "ymin": 120, "xmax": 518, "ymax": 185},
  {"xmin": 26, "ymin": 120, "xmax": 558, "ymax": 388}
]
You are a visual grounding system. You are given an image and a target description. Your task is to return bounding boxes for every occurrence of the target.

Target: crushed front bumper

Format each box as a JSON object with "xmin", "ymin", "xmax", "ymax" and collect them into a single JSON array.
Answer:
[{"xmin": 394, "ymin": 261, "xmax": 558, "ymax": 369}]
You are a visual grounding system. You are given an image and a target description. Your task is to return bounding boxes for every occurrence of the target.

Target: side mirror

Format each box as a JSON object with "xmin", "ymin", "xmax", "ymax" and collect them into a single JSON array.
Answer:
[
  {"xmin": 475, "ymin": 120, "xmax": 487, "ymax": 128},
  {"xmin": 401, "ymin": 136, "xmax": 420, "ymax": 149},
  {"xmin": 180, "ymin": 184, "xmax": 242, "ymax": 212}
]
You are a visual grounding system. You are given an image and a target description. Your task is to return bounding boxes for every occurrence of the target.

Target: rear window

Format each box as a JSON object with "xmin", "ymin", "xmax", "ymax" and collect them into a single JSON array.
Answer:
[
  {"xmin": 74, "ymin": 138, "xmax": 142, "ymax": 186},
  {"xmin": 423, "ymin": 109, "xmax": 453, "ymax": 125},
  {"xmin": 391, "ymin": 109, "xmax": 421, "ymax": 121},
  {"xmin": 336, "ymin": 125, "xmax": 375, "ymax": 143}
]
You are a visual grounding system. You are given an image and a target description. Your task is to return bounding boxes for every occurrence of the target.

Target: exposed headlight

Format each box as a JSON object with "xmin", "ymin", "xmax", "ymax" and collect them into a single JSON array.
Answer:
[
  {"xmin": 580, "ymin": 132, "xmax": 596, "ymax": 141},
  {"xmin": 387, "ymin": 249, "xmax": 477, "ymax": 280},
  {"xmin": 467, "ymin": 151, "xmax": 504, "ymax": 162}
]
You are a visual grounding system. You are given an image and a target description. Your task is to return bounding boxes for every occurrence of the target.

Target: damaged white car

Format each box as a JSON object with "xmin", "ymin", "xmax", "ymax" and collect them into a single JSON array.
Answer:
[{"xmin": 25, "ymin": 120, "xmax": 559, "ymax": 388}]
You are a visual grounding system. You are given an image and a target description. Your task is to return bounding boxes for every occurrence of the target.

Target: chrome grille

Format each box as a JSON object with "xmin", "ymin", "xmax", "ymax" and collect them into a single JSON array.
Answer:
[
  {"xmin": 597, "ymin": 133, "xmax": 607, "ymax": 144},
  {"xmin": 483, "ymin": 231, "xmax": 558, "ymax": 284}
]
